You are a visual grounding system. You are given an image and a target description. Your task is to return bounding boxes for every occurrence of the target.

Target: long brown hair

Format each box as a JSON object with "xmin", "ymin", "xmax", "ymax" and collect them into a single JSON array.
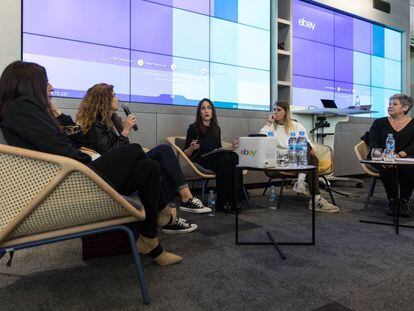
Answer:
[
  {"xmin": 194, "ymin": 98, "xmax": 220, "ymax": 137},
  {"xmin": 275, "ymin": 101, "xmax": 294, "ymax": 134},
  {"xmin": 0, "ymin": 61, "xmax": 51, "ymax": 121},
  {"xmin": 77, "ymin": 83, "xmax": 122, "ymax": 133}
]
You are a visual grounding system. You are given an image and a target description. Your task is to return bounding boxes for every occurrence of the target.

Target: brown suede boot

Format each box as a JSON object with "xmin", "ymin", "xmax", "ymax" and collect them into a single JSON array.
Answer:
[{"xmin": 136, "ymin": 236, "xmax": 182, "ymax": 266}]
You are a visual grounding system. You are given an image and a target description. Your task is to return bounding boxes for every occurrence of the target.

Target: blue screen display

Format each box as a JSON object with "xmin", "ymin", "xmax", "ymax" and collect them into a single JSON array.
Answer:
[
  {"xmin": 22, "ymin": 0, "xmax": 271, "ymax": 110},
  {"xmin": 292, "ymin": 0, "xmax": 402, "ymax": 117}
]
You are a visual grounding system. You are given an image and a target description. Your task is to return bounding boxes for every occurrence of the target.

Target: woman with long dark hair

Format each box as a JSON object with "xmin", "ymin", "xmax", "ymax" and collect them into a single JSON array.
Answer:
[
  {"xmin": 0, "ymin": 61, "xmax": 182, "ymax": 266},
  {"xmin": 184, "ymin": 98, "xmax": 243, "ymax": 213}
]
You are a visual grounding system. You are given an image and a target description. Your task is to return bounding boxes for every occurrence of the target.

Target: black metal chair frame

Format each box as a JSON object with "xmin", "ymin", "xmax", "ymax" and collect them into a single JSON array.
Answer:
[{"xmin": 262, "ymin": 174, "xmax": 336, "ymax": 208}]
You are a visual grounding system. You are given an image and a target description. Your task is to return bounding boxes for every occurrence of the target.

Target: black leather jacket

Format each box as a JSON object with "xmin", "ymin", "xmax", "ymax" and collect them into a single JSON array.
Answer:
[
  {"xmin": 85, "ymin": 120, "xmax": 130, "ymax": 155},
  {"xmin": 1, "ymin": 96, "xmax": 91, "ymax": 164}
]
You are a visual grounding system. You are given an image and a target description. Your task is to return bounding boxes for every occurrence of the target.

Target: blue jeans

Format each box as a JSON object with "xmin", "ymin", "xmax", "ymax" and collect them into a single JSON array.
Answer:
[{"xmin": 146, "ymin": 144, "xmax": 187, "ymax": 203}]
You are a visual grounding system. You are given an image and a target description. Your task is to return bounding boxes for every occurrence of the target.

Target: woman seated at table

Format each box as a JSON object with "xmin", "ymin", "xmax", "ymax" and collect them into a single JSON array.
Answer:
[
  {"xmin": 0, "ymin": 61, "xmax": 182, "ymax": 266},
  {"xmin": 183, "ymin": 98, "xmax": 243, "ymax": 214},
  {"xmin": 76, "ymin": 83, "xmax": 210, "ymax": 233},
  {"xmin": 368, "ymin": 93, "xmax": 414, "ymax": 217},
  {"xmin": 259, "ymin": 100, "xmax": 339, "ymax": 213}
]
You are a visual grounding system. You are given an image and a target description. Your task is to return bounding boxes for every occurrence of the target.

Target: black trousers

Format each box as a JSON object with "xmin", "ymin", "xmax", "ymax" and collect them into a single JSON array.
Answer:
[
  {"xmin": 146, "ymin": 144, "xmax": 187, "ymax": 203},
  {"xmin": 379, "ymin": 166, "xmax": 414, "ymax": 201},
  {"xmin": 194, "ymin": 151, "xmax": 243, "ymax": 209},
  {"xmin": 307, "ymin": 153, "xmax": 320, "ymax": 195},
  {"xmin": 90, "ymin": 144, "xmax": 166, "ymax": 238}
]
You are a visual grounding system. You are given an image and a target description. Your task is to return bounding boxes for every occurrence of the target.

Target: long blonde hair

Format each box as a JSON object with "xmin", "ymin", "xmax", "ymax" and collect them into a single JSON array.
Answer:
[
  {"xmin": 76, "ymin": 83, "xmax": 115, "ymax": 133},
  {"xmin": 274, "ymin": 101, "xmax": 294, "ymax": 134}
]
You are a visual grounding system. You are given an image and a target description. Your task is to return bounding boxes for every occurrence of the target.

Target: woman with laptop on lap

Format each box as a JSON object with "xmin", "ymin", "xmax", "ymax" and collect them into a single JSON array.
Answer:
[
  {"xmin": 259, "ymin": 101, "xmax": 339, "ymax": 213},
  {"xmin": 368, "ymin": 94, "xmax": 414, "ymax": 217}
]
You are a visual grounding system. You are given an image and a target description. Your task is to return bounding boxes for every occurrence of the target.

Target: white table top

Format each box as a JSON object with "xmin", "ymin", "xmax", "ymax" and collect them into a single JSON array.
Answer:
[
  {"xmin": 237, "ymin": 164, "xmax": 316, "ymax": 171},
  {"xmin": 293, "ymin": 108, "xmax": 377, "ymax": 116},
  {"xmin": 361, "ymin": 159, "xmax": 414, "ymax": 165}
]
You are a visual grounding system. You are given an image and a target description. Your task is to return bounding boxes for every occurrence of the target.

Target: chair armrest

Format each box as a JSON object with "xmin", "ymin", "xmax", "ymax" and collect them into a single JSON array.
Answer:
[
  {"xmin": 0, "ymin": 144, "xmax": 145, "ymax": 242},
  {"xmin": 166, "ymin": 136, "xmax": 215, "ymax": 179}
]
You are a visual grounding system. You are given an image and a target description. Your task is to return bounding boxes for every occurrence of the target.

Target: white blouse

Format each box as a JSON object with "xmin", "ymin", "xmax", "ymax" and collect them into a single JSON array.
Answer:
[{"xmin": 259, "ymin": 120, "xmax": 313, "ymax": 151}]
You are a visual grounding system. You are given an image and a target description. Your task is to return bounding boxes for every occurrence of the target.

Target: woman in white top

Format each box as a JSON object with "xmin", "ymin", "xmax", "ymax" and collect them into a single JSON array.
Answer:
[{"xmin": 259, "ymin": 101, "xmax": 339, "ymax": 213}]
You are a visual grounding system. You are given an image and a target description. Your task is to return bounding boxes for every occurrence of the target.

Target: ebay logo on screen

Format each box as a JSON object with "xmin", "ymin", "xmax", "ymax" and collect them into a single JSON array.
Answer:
[
  {"xmin": 298, "ymin": 18, "xmax": 316, "ymax": 31},
  {"xmin": 292, "ymin": 0, "xmax": 402, "ymax": 118}
]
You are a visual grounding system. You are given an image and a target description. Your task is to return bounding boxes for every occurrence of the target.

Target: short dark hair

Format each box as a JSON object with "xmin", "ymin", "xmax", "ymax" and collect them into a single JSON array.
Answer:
[
  {"xmin": 389, "ymin": 93, "xmax": 414, "ymax": 115},
  {"xmin": 0, "ymin": 61, "xmax": 49, "ymax": 120}
]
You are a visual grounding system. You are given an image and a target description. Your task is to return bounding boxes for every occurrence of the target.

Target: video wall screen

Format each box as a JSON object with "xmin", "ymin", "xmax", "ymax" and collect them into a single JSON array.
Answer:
[
  {"xmin": 292, "ymin": 0, "xmax": 402, "ymax": 117},
  {"xmin": 22, "ymin": 0, "xmax": 271, "ymax": 111}
]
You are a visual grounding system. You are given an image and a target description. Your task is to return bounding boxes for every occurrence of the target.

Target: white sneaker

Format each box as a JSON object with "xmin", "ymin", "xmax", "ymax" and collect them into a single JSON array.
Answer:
[
  {"xmin": 293, "ymin": 180, "xmax": 310, "ymax": 196},
  {"xmin": 309, "ymin": 197, "xmax": 339, "ymax": 213}
]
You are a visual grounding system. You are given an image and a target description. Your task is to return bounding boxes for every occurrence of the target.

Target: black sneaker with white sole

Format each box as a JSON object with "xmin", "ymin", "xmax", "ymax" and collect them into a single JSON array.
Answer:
[
  {"xmin": 161, "ymin": 217, "xmax": 198, "ymax": 234},
  {"xmin": 180, "ymin": 197, "xmax": 212, "ymax": 214}
]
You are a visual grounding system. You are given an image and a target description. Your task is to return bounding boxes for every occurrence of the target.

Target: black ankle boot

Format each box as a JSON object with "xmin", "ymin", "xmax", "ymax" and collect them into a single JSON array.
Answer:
[
  {"xmin": 386, "ymin": 199, "xmax": 395, "ymax": 216},
  {"xmin": 399, "ymin": 199, "xmax": 411, "ymax": 218}
]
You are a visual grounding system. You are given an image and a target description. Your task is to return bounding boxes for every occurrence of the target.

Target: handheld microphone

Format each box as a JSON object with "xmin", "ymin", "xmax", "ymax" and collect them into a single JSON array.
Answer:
[{"xmin": 121, "ymin": 102, "xmax": 138, "ymax": 131}]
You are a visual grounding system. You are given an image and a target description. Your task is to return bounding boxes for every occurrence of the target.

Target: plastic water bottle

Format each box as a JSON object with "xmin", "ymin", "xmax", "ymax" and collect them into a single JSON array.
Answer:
[
  {"xmin": 297, "ymin": 130, "xmax": 308, "ymax": 166},
  {"xmin": 288, "ymin": 132, "xmax": 297, "ymax": 166},
  {"xmin": 269, "ymin": 185, "xmax": 277, "ymax": 210},
  {"xmin": 354, "ymin": 95, "xmax": 361, "ymax": 110},
  {"xmin": 207, "ymin": 190, "xmax": 216, "ymax": 216},
  {"xmin": 384, "ymin": 133, "xmax": 396, "ymax": 162}
]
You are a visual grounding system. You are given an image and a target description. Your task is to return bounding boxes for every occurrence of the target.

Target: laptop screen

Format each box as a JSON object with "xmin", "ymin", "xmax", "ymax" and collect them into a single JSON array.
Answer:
[{"xmin": 320, "ymin": 99, "xmax": 337, "ymax": 108}]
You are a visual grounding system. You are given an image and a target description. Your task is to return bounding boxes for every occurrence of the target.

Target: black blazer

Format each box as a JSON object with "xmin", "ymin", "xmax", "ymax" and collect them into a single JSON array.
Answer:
[
  {"xmin": 1, "ymin": 96, "xmax": 91, "ymax": 164},
  {"xmin": 85, "ymin": 119, "xmax": 129, "ymax": 155}
]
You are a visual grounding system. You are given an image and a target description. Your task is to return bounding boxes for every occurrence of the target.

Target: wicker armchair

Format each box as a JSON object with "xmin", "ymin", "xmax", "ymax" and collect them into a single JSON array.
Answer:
[
  {"xmin": 166, "ymin": 136, "xmax": 249, "ymax": 204},
  {"xmin": 0, "ymin": 143, "xmax": 149, "ymax": 304},
  {"xmin": 354, "ymin": 140, "xmax": 380, "ymax": 209},
  {"xmin": 262, "ymin": 143, "xmax": 336, "ymax": 207}
]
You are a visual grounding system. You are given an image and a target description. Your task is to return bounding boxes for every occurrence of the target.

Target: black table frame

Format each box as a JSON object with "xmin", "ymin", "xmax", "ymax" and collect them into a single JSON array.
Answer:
[
  {"xmin": 235, "ymin": 165, "xmax": 317, "ymax": 259},
  {"xmin": 360, "ymin": 159, "xmax": 414, "ymax": 234}
]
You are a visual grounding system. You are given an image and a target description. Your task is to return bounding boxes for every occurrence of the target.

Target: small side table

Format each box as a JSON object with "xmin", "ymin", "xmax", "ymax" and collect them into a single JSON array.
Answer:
[
  {"xmin": 235, "ymin": 165, "xmax": 317, "ymax": 259},
  {"xmin": 360, "ymin": 159, "xmax": 414, "ymax": 234}
]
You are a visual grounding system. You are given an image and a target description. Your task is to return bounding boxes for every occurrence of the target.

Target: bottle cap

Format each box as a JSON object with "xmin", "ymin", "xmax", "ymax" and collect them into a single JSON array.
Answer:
[
  {"xmin": 299, "ymin": 130, "xmax": 305, "ymax": 136},
  {"xmin": 290, "ymin": 132, "xmax": 296, "ymax": 136}
]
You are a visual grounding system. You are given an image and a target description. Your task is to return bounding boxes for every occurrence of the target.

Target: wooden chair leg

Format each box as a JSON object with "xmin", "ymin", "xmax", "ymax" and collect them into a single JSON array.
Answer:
[{"xmin": 364, "ymin": 177, "xmax": 377, "ymax": 209}]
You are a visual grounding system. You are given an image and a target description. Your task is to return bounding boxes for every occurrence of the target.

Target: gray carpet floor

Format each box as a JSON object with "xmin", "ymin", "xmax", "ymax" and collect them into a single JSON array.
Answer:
[{"xmin": 1, "ymin": 178, "xmax": 414, "ymax": 311}]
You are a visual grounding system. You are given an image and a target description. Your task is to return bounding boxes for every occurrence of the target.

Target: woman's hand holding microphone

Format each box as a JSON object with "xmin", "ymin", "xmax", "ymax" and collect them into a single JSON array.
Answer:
[{"xmin": 121, "ymin": 114, "xmax": 137, "ymax": 137}]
